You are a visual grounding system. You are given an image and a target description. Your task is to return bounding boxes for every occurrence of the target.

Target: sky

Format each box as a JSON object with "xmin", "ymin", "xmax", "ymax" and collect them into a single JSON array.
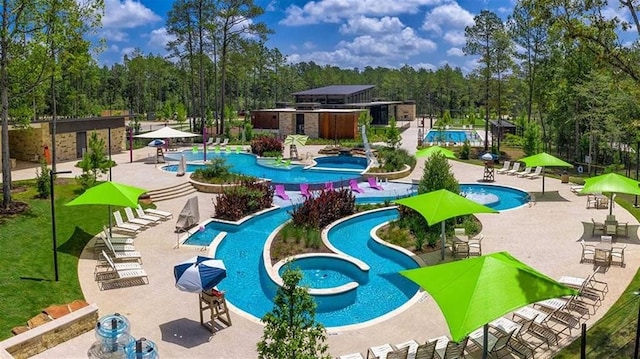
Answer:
[{"xmin": 95, "ymin": 0, "xmax": 512, "ymax": 72}]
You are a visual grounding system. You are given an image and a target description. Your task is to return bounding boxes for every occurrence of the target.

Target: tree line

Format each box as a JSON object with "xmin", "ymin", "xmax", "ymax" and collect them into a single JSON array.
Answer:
[{"xmin": 2, "ymin": 0, "xmax": 640, "ymax": 210}]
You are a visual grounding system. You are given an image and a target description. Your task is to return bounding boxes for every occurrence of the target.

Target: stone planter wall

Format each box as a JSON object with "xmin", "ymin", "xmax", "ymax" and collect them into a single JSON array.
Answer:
[
  {"xmin": 364, "ymin": 164, "xmax": 412, "ymax": 181},
  {"xmin": 189, "ymin": 177, "xmax": 270, "ymax": 194}
]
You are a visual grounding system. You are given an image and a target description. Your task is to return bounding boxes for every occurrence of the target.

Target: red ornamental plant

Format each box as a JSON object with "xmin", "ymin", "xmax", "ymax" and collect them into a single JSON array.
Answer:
[
  {"xmin": 291, "ymin": 188, "xmax": 355, "ymax": 229},
  {"xmin": 250, "ymin": 135, "xmax": 283, "ymax": 157},
  {"xmin": 214, "ymin": 181, "xmax": 274, "ymax": 221}
]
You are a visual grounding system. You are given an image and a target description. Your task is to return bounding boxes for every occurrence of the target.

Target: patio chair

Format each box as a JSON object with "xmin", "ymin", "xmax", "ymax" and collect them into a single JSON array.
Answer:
[
  {"xmin": 97, "ymin": 250, "xmax": 142, "ymax": 273},
  {"xmin": 516, "ymin": 167, "xmax": 533, "ymax": 178},
  {"xmin": 453, "ymin": 242, "xmax": 469, "ymax": 259},
  {"xmin": 220, "ymin": 138, "xmax": 229, "ymax": 147},
  {"xmin": 123, "ymin": 207, "xmax": 156, "ymax": 227},
  {"xmin": 367, "ymin": 177, "xmax": 384, "ymax": 191},
  {"xmin": 300, "ymin": 183, "xmax": 312, "ymax": 199},
  {"xmin": 429, "ymin": 336, "xmax": 468, "ymax": 359},
  {"xmin": 611, "ymin": 244, "xmax": 626, "ymax": 267},
  {"xmin": 101, "ymin": 235, "xmax": 135, "ymax": 252},
  {"xmin": 570, "ymin": 185, "xmax": 585, "ymax": 194},
  {"xmin": 324, "ymin": 182, "xmax": 334, "ymax": 191},
  {"xmin": 131, "ymin": 206, "xmax": 162, "ymax": 224},
  {"xmin": 579, "ymin": 240, "xmax": 595, "ymax": 264},
  {"xmin": 385, "ymin": 346, "xmax": 409, "ymax": 359},
  {"xmin": 496, "ymin": 161, "xmax": 511, "ymax": 174},
  {"xmin": 469, "ymin": 326, "xmax": 514, "ymax": 358},
  {"xmin": 500, "ymin": 317, "xmax": 544, "ymax": 357},
  {"xmin": 394, "ymin": 339, "xmax": 419, "ymax": 359},
  {"xmin": 101, "ymin": 225, "xmax": 134, "ymax": 245},
  {"xmin": 512, "ymin": 307, "xmax": 560, "ymax": 344},
  {"xmin": 525, "ymin": 166, "xmax": 543, "ymax": 179},
  {"xmin": 591, "ymin": 218, "xmax": 605, "ymax": 236},
  {"xmin": 366, "ymin": 343, "xmax": 394, "ymax": 359},
  {"xmin": 594, "ymin": 248, "xmax": 611, "ymax": 268},
  {"xmin": 414, "ymin": 341, "xmax": 436, "ymax": 359},
  {"xmin": 274, "ymin": 184, "xmax": 290, "ymax": 201},
  {"xmin": 505, "ymin": 162, "xmax": 521, "ymax": 175},
  {"xmin": 468, "ymin": 234, "xmax": 483, "ymax": 257},
  {"xmin": 95, "ymin": 252, "xmax": 148, "ymax": 291},
  {"xmin": 112, "ymin": 211, "xmax": 142, "ymax": 234},
  {"xmin": 138, "ymin": 204, "xmax": 172, "ymax": 220},
  {"xmin": 101, "ymin": 237, "xmax": 142, "ymax": 263},
  {"xmin": 339, "ymin": 354, "xmax": 364, "ymax": 359},
  {"xmin": 600, "ymin": 235, "xmax": 612, "ymax": 245},
  {"xmin": 350, "ymin": 179, "xmax": 365, "ymax": 194}
]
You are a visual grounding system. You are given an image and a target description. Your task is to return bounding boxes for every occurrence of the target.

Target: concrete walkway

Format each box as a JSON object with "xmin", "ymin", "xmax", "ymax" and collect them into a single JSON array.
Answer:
[{"xmin": 12, "ymin": 120, "xmax": 638, "ymax": 358}]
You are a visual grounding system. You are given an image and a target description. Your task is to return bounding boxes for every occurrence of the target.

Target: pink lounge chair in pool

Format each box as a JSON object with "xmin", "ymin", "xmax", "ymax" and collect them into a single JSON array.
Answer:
[
  {"xmin": 367, "ymin": 177, "xmax": 384, "ymax": 191},
  {"xmin": 300, "ymin": 183, "xmax": 312, "ymax": 199},
  {"xmin": 275, "ymin": 184, "xmax": 289, "ymax": 200},
  {"xmin": 350, "ymin": 179, "xmax": 365, "ymax": 194},
  {"xmin": 325, "ymin": 182, "xmax": 334, "ymax": 191}
]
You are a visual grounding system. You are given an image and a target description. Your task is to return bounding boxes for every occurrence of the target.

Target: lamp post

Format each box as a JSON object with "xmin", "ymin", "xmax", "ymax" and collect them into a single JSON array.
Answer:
[{"xmin": 50, "ymin": 170, "xmax": 72, "ymax": 281}]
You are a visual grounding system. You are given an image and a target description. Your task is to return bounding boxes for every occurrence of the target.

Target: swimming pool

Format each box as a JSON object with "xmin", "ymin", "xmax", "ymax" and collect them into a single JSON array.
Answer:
[
  {"xmin": 425, "ymin": 130, "xmax": 468, "ymax": 144},
  {"xmin": 205, "ymin": 205, "xmax": 419, "ymax": 328},
  {"xmin": 460, "ymin": 183, "xmax": 529, "ymax": 211},
  {"xmin": 163, "ymin": 151, "xmax": 361, "ymax": 185},
  {"xmin": 313, "ymin": 155, "xmax": 368, "ymax": 171}
]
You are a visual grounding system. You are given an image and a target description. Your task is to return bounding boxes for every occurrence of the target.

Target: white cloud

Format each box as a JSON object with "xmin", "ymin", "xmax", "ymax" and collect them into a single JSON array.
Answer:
[
  {"xmin": 422, "ymin": 3, "xmax": 474, "ymax": 34},
  {"xmin": 102, "ymin": 0, "xmax": 161, "ymax": 29},
  {"xmin": 443, "ymin": 30, "xmax": 466, "ymax": 46},
  {"xmin": 286, "ymin": 27, "xmax": 436, "ymax": 69},
  {"xmin": 446, "ymin": 47, "xmax": 464, "ymax": 56},
  {"xmin": 413, "ymin": 62, "xmax": 436, "ymax": 70},
  {"xmin": 281, "ymin": 0, "xmax": 443, "ymax": 26},
  {"xmin": 101, "ymin": 28, "xmax": 128, "ymax": 42},
  {"xmin": 303, "ymin": 41, "xmax": 315, "ymax": 50},
  {"xmin": 120, "ymin": 47, "xmax": 136, "ymax": 58},
  {"xmin": 147, "ymin": 27, "xmax": 175, "ymax": 52},
  {"xmin": 339, "ymin": 16, "xmax": 405, "ymax": 35},
  {"xmin": 108, "ymin": 44, "xmax": 119, "ymax": 52}
]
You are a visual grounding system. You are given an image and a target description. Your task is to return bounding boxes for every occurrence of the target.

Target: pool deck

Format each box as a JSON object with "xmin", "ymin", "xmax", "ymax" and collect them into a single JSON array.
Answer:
[{"xmin": 10, "ymin": 121, "xmax": 639, "ymax": 358}]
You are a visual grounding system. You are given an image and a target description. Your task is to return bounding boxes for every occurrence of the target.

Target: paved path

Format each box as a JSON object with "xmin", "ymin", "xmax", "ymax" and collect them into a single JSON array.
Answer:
[{"xmin": 13, "ymin": 121, "xmax": 638, "ymax": 358}]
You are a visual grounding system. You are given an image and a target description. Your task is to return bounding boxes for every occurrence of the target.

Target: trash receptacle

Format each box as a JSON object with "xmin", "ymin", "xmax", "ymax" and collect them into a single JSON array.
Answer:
[{"xmin": 561, "ymin": 171, "xmax": 569, "ymax": 183}]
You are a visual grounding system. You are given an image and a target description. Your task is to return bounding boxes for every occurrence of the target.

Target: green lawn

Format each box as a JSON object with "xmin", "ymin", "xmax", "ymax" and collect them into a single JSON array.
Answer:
[{"xmin": 0, "ymin": 179, "xmax": 108, "ymax": 340}]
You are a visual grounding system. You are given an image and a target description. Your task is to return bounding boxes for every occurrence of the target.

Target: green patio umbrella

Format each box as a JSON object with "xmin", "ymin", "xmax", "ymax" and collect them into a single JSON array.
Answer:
[
  {"xmin": 400, "ymin": 252, "xmax": 577, "ymax": 358},
  {"xmin": 518, "ymin": 152, "xmax": 573, "ymax": 194},
  {"xmin": 66, "ymin": 181, "xmax": 148, "ymax": 232},
  {"xmin": 579, "ymin": 172, "xmax": 640, "ymax": 215},
  {"xmin": 394, "ymin": 189, "xmax": 499, "ymax": 260},
  {"xmin": 283, "ymin": 134, "xmax": 309, "ymax": 147},
  {"xmin": 415, "ymin": 146, "xmax": 456, "ymax": 159}
]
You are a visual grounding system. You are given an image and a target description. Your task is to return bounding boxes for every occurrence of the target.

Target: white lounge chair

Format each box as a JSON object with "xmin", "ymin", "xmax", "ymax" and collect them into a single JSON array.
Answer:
[
  {"xmin": 516, "ymin": 166, "xmax": 533, "ymax": 177},
  {"xmin": 123, "ymin": 207, "xmax": 156, "ymax": 227},
  {"xmin": 95, "ymin": 251, "xmax": 149, "ymax": 290},
  {"xmin": 132, "ymin": 206, "xmax": 163, "ymax": 224},
  {"xmin": 98, "ymin": 250, "xmax": 142, "ymax": 272},
  {"xmin": 505, "ymin": 162, "xmax": 521, "ymax": 175},
  {"xmin": 366, "ymin": 343, "xmax": 394, "ymax": 359},
  {"xmin": 220, "ymin": 138, "xmax": 229, "ymax": 147},
  {"xmin": 112, "ymin": 211, "xmax": 143, "ymax": 234},
  {"xmin": 139, "ymin": 204, "xmax": 172, "ymax": 220},
  {"xmin": 525, "ymin": 166, "xmax": 543, "ymax": 179},
  {"xmin": 100, "ymin": 225, "xmax": 134, "ymax": 244},
  {"xmin": 496, "ymin": 161, "xmax": 511, "ymax": 174}
]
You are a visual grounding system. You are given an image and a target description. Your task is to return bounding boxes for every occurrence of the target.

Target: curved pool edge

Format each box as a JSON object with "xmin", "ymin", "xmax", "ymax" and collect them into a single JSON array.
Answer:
[
  {"xmin": 460, "ymin": 182, "xmax": 530, "ymax": 212},
  {"xmin": 273, "ymin": 254, "xmax": 361, "ymax": 296},
  {"xmin": 368, "ymin": 213, "xmax": 426, "ymax": 268}
]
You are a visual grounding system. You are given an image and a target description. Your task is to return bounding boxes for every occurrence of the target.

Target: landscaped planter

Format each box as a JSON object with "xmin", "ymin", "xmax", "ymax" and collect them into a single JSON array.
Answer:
[
  {"xmin": 364, "ymin": 164, "xmax": 412, "ymax": 181},
  {"xmin": 189, "ymin": 177, "xmax": 270, "ymax": 193}
]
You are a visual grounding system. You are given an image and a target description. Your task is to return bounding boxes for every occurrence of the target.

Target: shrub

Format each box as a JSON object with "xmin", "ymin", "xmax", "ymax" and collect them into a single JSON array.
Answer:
[
  {"xmin": 290, "ymin": 188, "xmax": 355, "ymax": 230},
  {"xmin": 502, "ymin": 133, "xmax": 523, "ymax": 147},
  {"xmin": 251, "ymin": 135, "xmax": 283, "ymax": 157},
  {"xmin": 214, "ymin": 180, "xmax": 274, "ymax": 221},
  {"xmin": 376, "ymin": 147, "xmax": 416, "ymax": 172},
  {"xmin": 35, "ymin": 160, "xmax": 51, "ymax": 199},
  {"xmin": 194, "ymin": 158, "xmax": 231, "ymax": 179},
  {"xmin": 460, "ymin": 140, "xmax": 470, "ymax": 160}
]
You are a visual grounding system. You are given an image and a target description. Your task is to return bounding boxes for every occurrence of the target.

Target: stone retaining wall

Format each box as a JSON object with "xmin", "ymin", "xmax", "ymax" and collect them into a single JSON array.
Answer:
[{"xmin": 0, "ymin": 304, "xmax": 99, "ymax": 359}]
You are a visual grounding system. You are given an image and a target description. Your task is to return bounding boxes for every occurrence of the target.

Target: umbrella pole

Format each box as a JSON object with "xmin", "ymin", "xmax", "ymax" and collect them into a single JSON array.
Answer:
[
  {"xmin": 610, "ymin": 195, "xmax": 613, "ymax": 215},
  {"xmin": 440, "ymin": 221, "xmax": 446, "ymax": 261},
  {"xmin": 482, "ymin": 324, "xmax": 488, "ymax": 359},
  {"xmin": 108, "ymin": 205, "xmax": 112, "ymax": 236},
  {"xmin": 542, "ymin": 168, "xmax": 545, "ymax": 194}
]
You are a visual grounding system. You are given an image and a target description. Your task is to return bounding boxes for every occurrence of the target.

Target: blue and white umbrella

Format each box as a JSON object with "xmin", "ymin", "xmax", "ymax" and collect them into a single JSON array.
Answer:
[
  {"xmin": 173, "ymin": 256, "xmax": 227, "ymax": 293},
  {"xmin": 147, "ymin": 139, "xmax": 166, "ymax": 147}
]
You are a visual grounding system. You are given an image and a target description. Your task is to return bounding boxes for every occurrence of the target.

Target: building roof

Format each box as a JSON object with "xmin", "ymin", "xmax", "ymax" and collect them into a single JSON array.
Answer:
[
  {"xmin": 489, "ymin": 119, "xmax": 516, "ymax": 128},
  {"xmin": 292, "ymin": 85, "xmax": 375, "ymax": 96}
]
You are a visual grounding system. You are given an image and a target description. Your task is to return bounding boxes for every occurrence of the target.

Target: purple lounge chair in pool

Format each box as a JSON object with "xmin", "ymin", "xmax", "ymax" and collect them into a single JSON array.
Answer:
[
  {"xmin": 349, "ymin": 179, "xmax": 365, "ymax": 194},
  {"xmin": 367, "ymin": 177, "xmax": 384, "ymax": 191},
  {"xmin": 325, "ymin": 182, "xmax": 334, "ymax": 191},
  {"xmin": 275, "ymin": 184, "xmax": 289, "ymax": 200},
  {"xmin": 300, "ymin": 183, "xmax": 312, "ymax": 199}
]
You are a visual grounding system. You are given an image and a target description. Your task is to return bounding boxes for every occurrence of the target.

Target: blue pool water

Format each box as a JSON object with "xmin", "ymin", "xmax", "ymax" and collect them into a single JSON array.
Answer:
[
  {"xmin": 313, "ymin": 155, "xmax": 368, "ymax": 171},
  {"xmin": 282, "ymin": 256, "xmax": 361, "ymax": 289},
  {"xmin": 182, "ymin": 225, "xmax": 223, "ymax": 246},
  {"xmin": 425, "ymin": 130, "xmax": 468, "ymax": 143},
  {"xmin": 163, "ymin": 151, "xmax": 361, "ymax": 185},
  {"xmin": 208, "ymin": 207, "xmax": 419, "ymax": 327},
  {"xmin": 460, "ymin": 183, "xmax": 529, "ymax": 211}
]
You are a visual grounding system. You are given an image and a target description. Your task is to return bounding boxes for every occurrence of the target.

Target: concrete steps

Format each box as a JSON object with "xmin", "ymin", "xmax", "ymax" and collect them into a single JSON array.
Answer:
[{"xmin": 147, "ymin": 182, "xmax": 197, "ymax": 202}]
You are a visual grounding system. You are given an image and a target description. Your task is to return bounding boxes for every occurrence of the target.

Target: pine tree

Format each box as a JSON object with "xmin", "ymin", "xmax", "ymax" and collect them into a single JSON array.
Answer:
[{"xmin": 257, "ymin": 267, "xmax": 330, "ymax": 359}]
